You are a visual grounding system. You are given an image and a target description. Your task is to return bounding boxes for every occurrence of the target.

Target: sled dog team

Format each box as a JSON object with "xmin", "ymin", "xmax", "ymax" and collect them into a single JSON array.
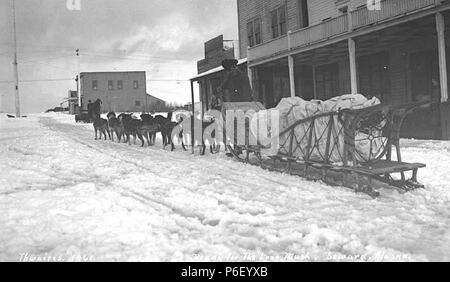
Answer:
[{"xmin": 91, "ymin": 111, "xmax": 181, "ymax": 149}]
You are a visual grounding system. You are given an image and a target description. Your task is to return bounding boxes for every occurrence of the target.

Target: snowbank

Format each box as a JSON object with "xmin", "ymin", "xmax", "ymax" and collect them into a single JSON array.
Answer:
[{"xmin": 0, "ymin": 113, "xmax": 448, "ymax": 262}]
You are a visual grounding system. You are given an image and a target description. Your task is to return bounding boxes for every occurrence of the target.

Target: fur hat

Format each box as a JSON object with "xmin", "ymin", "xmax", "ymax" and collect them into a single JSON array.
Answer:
[{"xmin": 222, "ymin": 59, "xmax": 238, "ymax": 70}]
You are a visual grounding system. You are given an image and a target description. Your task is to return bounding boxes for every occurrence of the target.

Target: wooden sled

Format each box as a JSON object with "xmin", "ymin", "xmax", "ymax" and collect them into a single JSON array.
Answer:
[{"xmin": 221, "ymin": 100, "xmax": 428, "ymax": 198}]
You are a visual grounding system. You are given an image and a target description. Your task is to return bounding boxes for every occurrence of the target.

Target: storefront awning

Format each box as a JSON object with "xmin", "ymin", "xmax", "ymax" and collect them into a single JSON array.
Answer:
[{"xmin": 190, "ymin": 58, "xmax": 247, "ymax": 81}]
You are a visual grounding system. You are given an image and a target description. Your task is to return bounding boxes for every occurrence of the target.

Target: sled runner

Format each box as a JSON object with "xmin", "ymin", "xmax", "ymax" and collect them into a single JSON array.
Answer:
[{"xmin": 221, "ymin": 100, "xmax": 428, "ymax": 198}]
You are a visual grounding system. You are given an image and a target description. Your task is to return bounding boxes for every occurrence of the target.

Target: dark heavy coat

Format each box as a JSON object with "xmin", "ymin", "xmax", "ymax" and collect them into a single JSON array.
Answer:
[
  {"xmin": 220, "ymin": 68, "xmax": 254, "ymax": 103},
  {"xmin": 89, "ymin": 99, "xmax": 102, "ymax": 120}
]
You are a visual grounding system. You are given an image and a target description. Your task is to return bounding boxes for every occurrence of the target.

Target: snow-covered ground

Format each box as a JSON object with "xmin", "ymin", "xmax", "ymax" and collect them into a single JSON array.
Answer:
[{"xmin": 0, "ymin": 113, "xmax": 448, "ymax": 262}]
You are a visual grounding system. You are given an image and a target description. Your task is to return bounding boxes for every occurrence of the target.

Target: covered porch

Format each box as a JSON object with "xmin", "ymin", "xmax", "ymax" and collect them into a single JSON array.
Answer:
[{"xmin": 249, "ymin": 11, "xmax": 450, "ymax": 140}]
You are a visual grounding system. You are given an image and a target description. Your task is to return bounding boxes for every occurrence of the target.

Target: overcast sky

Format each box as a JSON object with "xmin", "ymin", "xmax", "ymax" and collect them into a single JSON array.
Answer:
[{"xmin": 0, "ymin": 0, "xmax": 238, "ymax": 113}]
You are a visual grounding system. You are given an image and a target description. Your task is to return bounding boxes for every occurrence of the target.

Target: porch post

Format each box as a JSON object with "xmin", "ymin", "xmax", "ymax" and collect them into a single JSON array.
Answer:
[
  {"xmin": 247, "ymin": 65, "xmax": 253, "ymax": 89},
  {"xmin": 287, "ymin": 31, "xmax": 296, "ymax": 97},
  {"xmin": 205, "ymin": 78, "xmax": 210, "ymax": 112},
  {"xmin": 436, "ymin": 13, "xmax": 448, "ymax": 103},
  {"xmin": 288, "ymin": 56, "xmax": 296, "ymax": 97},
  {"xmin": 190, "ymin": 79, "xmax": 195, "ymax": 154},
  {"xmin": 312, "ymin": 65, "xmax": 317, "ymax": 99},
  {"xmin": 348, "ymin": 38, "xmax": 358, "ymax": 94},
  {"xmin": 436, "ymin": 12, "xmax": 450, "ymax": 139}
]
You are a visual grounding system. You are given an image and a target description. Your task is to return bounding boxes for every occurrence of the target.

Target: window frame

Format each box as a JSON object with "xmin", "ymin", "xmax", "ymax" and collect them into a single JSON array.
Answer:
[
  {"xmin": 247, "ymin": 21, "xmax": 255, "ymax": 47},
  {"xmin": 117, "ymin": 80, "xmax": 123, "ymax": 90},
  {"xmin": 108, "ymin": 80, "xmax": 114, "ymax": 90},
  {"xmin": 271, "ymin": 5, "xmax": 287, "ymax": 39},
  {"xmin": 271, "ymin": 9, "xmax": 279, "ymax": 38},
  {"xmin": 92, "ymin": 80, "xmax": 98, "ymax": 91},
  {"xmin": 247, "ymin": 17, "xmax": 262, "ymax": 47},
  {"xmin": 298, "ymin": 0, "xmax": 309, "ymax": 28},
  {"xmin": 133, "ymin": 80, "xmax": 139, "ymax": 89}
]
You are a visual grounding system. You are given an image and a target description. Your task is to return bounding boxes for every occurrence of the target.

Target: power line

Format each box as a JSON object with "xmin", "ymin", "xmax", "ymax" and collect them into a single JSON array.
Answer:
[
  {"xmin": 0, "ymin": 42, "xmax": 197, "ymax": 62},
  {"xmin": 0, "ymin": 78, "xmax": 190, "ymax": 84},
  {"xmin": 0, "ymin": 78, "xmax": 73, "ymax": 83},
  {"xmin": 23, "ymin": 60, "xmax": 77, "ymax": 72},
  {"xmin": 82, "ymin": 53, "xmax": 152, "ymax": 62},
  {"xmin": 20, "ymin": 54, "xmax": 73, "ymax": 64},
  {"xmin": 82, "ymin": 52, "xmax": 193, "ymax": 62}
]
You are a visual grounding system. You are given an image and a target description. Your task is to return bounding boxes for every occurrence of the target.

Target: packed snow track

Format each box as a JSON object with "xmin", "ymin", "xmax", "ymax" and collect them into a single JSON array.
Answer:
[{"xmin": 0, "ymin": 113, "xmax": 448, "ymax": 261}]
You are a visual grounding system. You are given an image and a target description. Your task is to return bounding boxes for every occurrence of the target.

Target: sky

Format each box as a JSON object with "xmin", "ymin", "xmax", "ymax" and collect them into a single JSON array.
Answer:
[{"xmin": 0, "ymin": 0, "xmax": 238, "ymax": 114}]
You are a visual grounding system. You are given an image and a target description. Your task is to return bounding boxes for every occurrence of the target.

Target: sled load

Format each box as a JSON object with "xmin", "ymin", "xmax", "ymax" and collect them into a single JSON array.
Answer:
[{"xmin": 221, "ymin": 94, "xmax": 427, "ymax": 198}]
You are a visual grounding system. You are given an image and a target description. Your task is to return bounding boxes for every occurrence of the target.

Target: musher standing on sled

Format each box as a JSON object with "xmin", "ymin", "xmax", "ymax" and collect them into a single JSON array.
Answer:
[
  {"xmin": 216, "ymin": 59, "xmax": 256, "ymax": 156},
  {"xmin": 216, "ymin": 59, "xmax": 255, "ymax": 104}
]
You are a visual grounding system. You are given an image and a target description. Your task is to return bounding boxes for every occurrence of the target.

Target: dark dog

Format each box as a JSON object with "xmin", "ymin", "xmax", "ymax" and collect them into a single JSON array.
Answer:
[
  {"xmin": 107, "ymin": 112, "xmax": 123, "ymax": 142},
  {"xmin": 159, "ymin": 112, "xmax": 186, "ymax": 151},
  {"xmin": 92, "ymin": 114, "xmax": 110, "ymax": 140},
  {"xmin": 140, "ymin": 114, "xmax": 159, "ymax": 146},
  {"xmin": 118, "ymin": 113, "xmax": 145, "ymax": 146},
  {"xmin": 200, "ymin": 117, "xmax": 220, "ymax": 155},
  {"xmin": 153, "ymin": 114, "xmax": 167, "ymax": 144}
]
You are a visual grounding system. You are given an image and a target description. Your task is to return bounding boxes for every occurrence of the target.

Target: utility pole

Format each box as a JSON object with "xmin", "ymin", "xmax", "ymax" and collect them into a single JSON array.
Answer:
[
  {"xmin": 11, "ymin": 0, "xmax": 20, "ymax": 117},
  {"xmin": 76, "ymin": 49, "xmax": 81, "ymax": 108}
]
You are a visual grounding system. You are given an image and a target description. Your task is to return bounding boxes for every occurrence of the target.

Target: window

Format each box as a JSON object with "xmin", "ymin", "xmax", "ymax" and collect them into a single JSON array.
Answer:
[
  {"xmin": 279, "ymin": 7, "xmax": 287, "ymax": 35},
  {"xmin": 271, "ymin": 6, "xmax": 287, "ymax": 39},
  {"xmin": 358, "ymin": 52, "xmax": 390, "ymax": 101},
  {"xmin": 272, "ymin": 71, "xmax": 290, "ymax": 107},
  {"xmin": 247, "ymin": 21, "xmax": 254, "ymax": 47},
  {"xmin": 108, "ymin": 80, "xmax": 113, "ymax": 90},
  {"xmin": 133, "ymin": 80, "xmax": 139, "ymax": 89},
  {"xmin": 298, "ymin": 0, "xmax": 309, "ymax": 28},
  {"xmin": 135, "ymin": 101, "xmax": 141, "ymax": 107},
  {"xmin": 315, "ymin": 63, "xmax": 339, "ymax": 100},
  {"xmin": 271, "ymin": 10, "xmax": 279, "ymax": 38},
  {"xmin": 254, "ymin": 19, "xmax": 261, "ymax": 45},
  {"xmin": 247, "ymin": 18, "xmax": 262, "ymax": 47},
  {"xmin": 92, "ymin": 80, "xmax": 98, "ymax": 91},
  {"xmin": 117, "ymin": 80, "xmax": 123, "ymax": 90}
]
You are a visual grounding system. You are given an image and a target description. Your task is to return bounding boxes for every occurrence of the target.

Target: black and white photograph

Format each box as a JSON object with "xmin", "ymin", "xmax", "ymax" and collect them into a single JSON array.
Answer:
[{"xmin": 0, "ymin": 0, "xmax": 449, "ymax": 266}]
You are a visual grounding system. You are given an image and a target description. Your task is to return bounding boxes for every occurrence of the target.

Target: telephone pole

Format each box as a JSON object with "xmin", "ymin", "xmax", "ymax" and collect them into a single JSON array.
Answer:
[
  {"xmin": 11, "ymin": 0, "xmax": 20, "ymax": 117},
  {"xmin": 76, "ymin": 49, "xmax": 81, "ymax": 108}
]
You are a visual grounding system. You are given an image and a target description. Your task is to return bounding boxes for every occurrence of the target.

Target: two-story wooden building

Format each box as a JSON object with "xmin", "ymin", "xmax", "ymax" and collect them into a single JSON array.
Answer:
[
  {"xmin": 238, "ymin": 0, "xmax": 450, "ymax": 139},
  {"xmin": 79, "ymin": 71, "xmax": 163, "ymax": 113}
]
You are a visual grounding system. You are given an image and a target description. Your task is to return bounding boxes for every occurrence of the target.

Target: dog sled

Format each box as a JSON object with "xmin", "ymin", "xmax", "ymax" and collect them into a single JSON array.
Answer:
[{"xmin": 220, "ymin": 98, "xmax": 428, "ymax": 198}]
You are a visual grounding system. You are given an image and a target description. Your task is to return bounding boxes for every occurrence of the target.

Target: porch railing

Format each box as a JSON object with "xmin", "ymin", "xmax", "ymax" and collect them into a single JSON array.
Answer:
[
  {"xmin": 289, "ymin": 14, "xmax": 349, "ymax": 50},
  {"xmin": 247, "ymin": 0, "xmax": 441, "ymax": 64},
  {"xmin": 247, "ymin": 35, "xmax": 288, "ymax": 62},
  {"xmin": 351, "ymin": 0, "xmax": 437, "ymax": 29},
  {"xmin": 247, "ymin": 15, "xmax": 348, "ymax": 61}
]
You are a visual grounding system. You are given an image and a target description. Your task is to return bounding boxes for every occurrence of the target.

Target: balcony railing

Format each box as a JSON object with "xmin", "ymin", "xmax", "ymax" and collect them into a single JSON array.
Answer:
[
  {"xmin": 351, "ymin": 0, "xmax": 437, "ymax": 29},
  {"xmin": 247, "ymin": 0, "xmax": 441, "ymax": 64},
  {"xmin": 290, "ymin": 14, "xmax": 349, "ymax": 50},
  {"xmin": 247, "ymin": 35, "xmax": 288, "ymax": 62}
]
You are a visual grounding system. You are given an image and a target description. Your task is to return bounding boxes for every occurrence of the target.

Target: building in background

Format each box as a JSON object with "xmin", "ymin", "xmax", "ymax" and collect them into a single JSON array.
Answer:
[
  {"xmin": 191, "ymin": 35, "xmax": 248, "ymax": 111},
  {"xmin": 145, "ymin": 94, "xmax": 167, "ymax": 112},
  {"xmin": 79, "ymin": 71, "xmax": 165, "ymax": 113},
  {"xmin": 238, "ymin": 0, "xmax": 450, "ymax": 139},
  {"xmin": 67, "ymin": 90, "xmax": 78, "ymax": 114}
]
